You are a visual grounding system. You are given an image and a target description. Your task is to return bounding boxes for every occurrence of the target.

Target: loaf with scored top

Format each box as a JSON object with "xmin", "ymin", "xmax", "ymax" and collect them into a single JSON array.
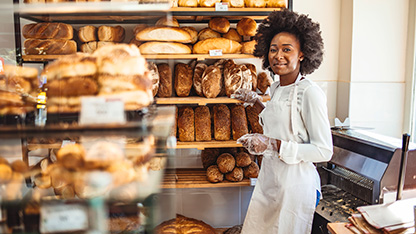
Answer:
[
  {"xmin": 213, "ymin": 104, "xmax": 231, "ymax": 140},
  {"xmin": 22, "ymin": 22, "xmax": 73, "ymax": 39},
  {"xmin": 24, "ymin": 39, "xmax": 77, "ymax": 55}
]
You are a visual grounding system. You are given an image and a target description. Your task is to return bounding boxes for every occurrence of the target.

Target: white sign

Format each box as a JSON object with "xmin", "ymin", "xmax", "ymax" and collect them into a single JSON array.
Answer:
[
  {"xmin": 79, "ymin": 97, "xmax": 126, "ymax": 125},
  {"xmin": 215, "ymin": 2, "xmax": 228, "ymax": 11},
  {"xmin": 40, "ymin": 203, "xmax": 88, "ymax": 233},
  {"xmin": 209, "ymin": 49, "xmax": 223, "ymax": 57},
  {"xmin": 250, "ymin": 178, "xmax": 257, "ymax": 186}
]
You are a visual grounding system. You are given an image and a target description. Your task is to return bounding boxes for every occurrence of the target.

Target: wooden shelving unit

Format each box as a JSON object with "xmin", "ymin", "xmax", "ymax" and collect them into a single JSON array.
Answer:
[
  {"xmin": 162, "ymin": 168, "xmax": 251, "ymax": 188},
  {"xmin": 156, "ymin": 95, "xmax": 270, "ymax": 105},
  {"xmin": 176, "ymin": 140, "xmax": 242, "ymax": 150}
]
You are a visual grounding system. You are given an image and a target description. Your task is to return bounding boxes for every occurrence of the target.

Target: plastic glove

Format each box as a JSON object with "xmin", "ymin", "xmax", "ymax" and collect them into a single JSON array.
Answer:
[
  {"xmin": 237, "ymin": 133, "xmax": 279, "ymax": 155},
  {"xmin": 230, "ymin": 88, "xmax": 262, "ymax": 106}
]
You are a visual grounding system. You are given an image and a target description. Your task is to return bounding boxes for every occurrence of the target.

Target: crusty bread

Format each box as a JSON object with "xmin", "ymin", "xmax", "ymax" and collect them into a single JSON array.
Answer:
[
  {"xmin": 194, "ymin": 106, "xmax": 211, "ymax": 141},
  {"xmin": 222, "ymin": 0, "xmax": 244, "ymax": 7},
  {"xmin": 224, "ymin": 63, "xmax": 252, "ymax": 97},
  {"xmin": 193, "ymin": 62, "xmax": 207, "ymax": 97},
  {"xmin": 223, "ymin": 28, "xmax": 242, "ymax": 42},
  {"xmin": 241, "ymin": 40, "xmax": 257, "ymax": 54},
  {"xmin": 22, "ymin": 22, "xmax": 73, "ymax": 39},
  {"xmin": 206, "ymin": 165, "xmax": 224, "ymax": 183},
  {"xmin": 155, "ymin": 17, "xmax": 180, "ymax": 27},
  {"xmin": 201, "ymin": 65, "xmax": 222, "ymax": 98},
  {"xmin": 78, "ymin": 25, "xmax": 97, "ymax": 43},
  {"xmin": 135, "ymin": 26, "xmax": 193, "ymax": 43},
  {"xmin": 245, "ymin": 63, "xmax": 257, "ymax": 91},
  {"xmin": 139, "ymin": 42, "xmax": 192, "ymax": 54},
  {"xmin": 197, "ymin": 27, "xmax": 221, "ymax": 41},
  {"xmin": 244, "ymin": 0, "xmax": 266, "ymax": 7},
  {"xmin": 237, "ymin": 18, "xmax": 257, "ymax": 37},
  {"xmin": 225, "ymin": 167, "xmax": 243, "ymax": 182},
  {"xmin": 193, "ymin": 38, "xmax": 242, "ymax": 54},
  {"xmin": 235, "ymin": 151, "xmax": 252, "ymax": 167},
  {"xmin": 243, "ymin": 161, "xmax": 259, "ymax": 178},
  {"xmin": 157, "ymin": 63, "xmax": 172, "ymax": 97},
  {"xmin": 41, "ymin": 53, "xmax": 97, "ymax": 80},
  {"xmin": 46, "ymin": 77, "xmax": 99, "ymax": 97},
  {"xmin": 178, "ymin": 0, "xmax": 197, "ymax": 7},
  {"xmin": 148, "ymin": 62, "xmax": 160, "ymax": 97},
  {"xmin": 231, "ymin": 104, "xmax": 248, "ymax": 140},
  {"xmin": 246, "ymin": 105, "xmax": 263, "ymax": 134},
  {"xmin": 201, "ymin": 148, "xmax": 220, "ymax": 169},
  {"xmin": 80, "ymin": 41, "xmax": 97, "ymax": 53},
  {"xmin": 98, "ymin": 25, "xmax": 125, "ymax": 42},
  {"xmin": 257, "ymin": 71, "xmax": 273, "ymax": 94},
  {"xmin": 133, "ymin": 24, "xmax": 148, "ymax": 35},
  {"xmin": 181, "ymin": 26, "xmax": 198, "ymax": 44},
  {"xmin": 174, "ymin": 63, "xmax": 193, "ymax": 97},
  {"xmin": 24, "ymin": 39, "xmax": 77, "ymax": 55},
  {"xmin": 209, "ymin": 17, "xmax": 230, "ymax": 34},
  {"xmin": 155, "ymin": 215, "xmax": 216, "ymax": 234},
  {"xmin": 217, "ymin": 153, "xmax": 235, "ymax": 174},
  {"xmin": 200, "ymin": 0, "xmax": 220, "ymax": 7},
  {"xmin": 213, "ymin": 104, "xmax": 231, "ymax": 141},
  {"xmin": 267, "ymin": 0, "xmax": 286, "ymax": 8},
  {"xmin": 177, "ymin": 106, "xmax": 195, "ymax": 142}
]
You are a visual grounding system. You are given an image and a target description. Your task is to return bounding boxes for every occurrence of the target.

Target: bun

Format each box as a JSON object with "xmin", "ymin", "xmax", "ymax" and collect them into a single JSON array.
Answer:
[
  {"xmin": 235, "ymin": 152, "xmax": 251, "ymax": 167},
  {"xmin": 155, "ymin": 17, "xmax": 180, "ymax": 27},
  {"xmin": 257, "ymin": 71, "xmax": 273, "ymax": 94},
  {"xmin": 22, "ymin": 22, "xmax": 73, "ymax": 39},
  {"xmin": 155, "ymin": 215, "xmax": 216, "ymax": 234},
  {"xmin": 244, "ymin": 161, "xmax": 259, "ymax": 178},
  {"xmin": 223, "ymin": 28, "xmax": 242, "ymax": 42},
  {"xmin": 80, "ymin": 41, "xmax": 98, "ymax": 53},
  {"xmin": 241, "ymin": 40, "xmax": 257, "ymax": 54},
  {"xmin": 177, "ymin": 106, "xmax": 195, "ymax": 142},
  {"xmin": 206, "ymin": 165, "xmax": 223, "ymax": 183},
  {"xmin": 208, "ymin": 17, "xmax": 230, "ymax": 34},
  {"xmin": 78, "ymin": 25, "xmax": 97, "ymax": 43},
  {"xmin": 225, "ymin": 167, "xmax": 243, "ymax": 182},
  {"xmin": 222, "ymin": 0, "xmax": 244, "ymax": 7},
  {"xmin": 174, "ymin": 63, "xmax": 193, "ymax": 97},
  {"xmin": 193, "ymin": 62, "xmax": 207, "ymax": 97},
  {"xmin": 193, "ymin": 38, "xmax": 242, "ymax": 54},
  {"xmin": 217, "ymin": 153, "xmax": 235, "ymax": 174},
  {"xmin": 178, "ymin": 0, "xmax": 197, "ymax": 7},
  {"xmin": 98, "ymin": 25, "xmax": 125, "ymax": 42},
  {"xmin": 24, "ymin": 39, "xmax": 77, "ymax": 55},
  {"xmin": 197, "ymin": 27, "xmax": 221, "ymax": 41},
  {"xmin": 231, "ymin": 104, "xmax": 248, "ymax": 140},
  {"xmin": 201, "ymin": 148, "xmax": 220, "ymax": 169},
  {"xmin": 201, "ymin": 65, "xmax": 222, "ymax": 98},
  {"xmin": 213, "ymin": 104, "xmax": 231, "ymax": 141},
  {"xmin": 246, "ymin": 105, "xmax": 263, "ymax": 134},
  {"xmin": 156, "ymin": 63, "xmax": 173, "ymax": 97},
  {"xmin": 56, "ymin": 143, "xmax": 85, "ymax": 170},
  {"xmin": 237, "ymin": 18, "xmax": 257, "ymax": 37},
  {"xmin": 139, "ymin": 42, "xmax": 192, "ymax": 54},
  {"xmin": 244, "ymin": 0, "xmax": 266, "ymax": 7},
  {"xmin": 194, "ymin": 106, "xmax": 211, "ymax": 141},
  {"xmin": 199, "ymin": 0, "xmax": 221, "ymax": 7},
  {"xmin": 135, "ymin": 26, "xmax": 193, "ymax": 43}
]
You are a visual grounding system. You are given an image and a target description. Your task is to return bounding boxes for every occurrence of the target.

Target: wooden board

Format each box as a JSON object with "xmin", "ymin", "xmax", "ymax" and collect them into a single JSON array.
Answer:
[
  {"xmin": 162, "ymin": 168, "xmax": 251, "ymax": 188},
  {"xmin": 156, "ymin": 95, "xmax": 270, "ymax": 105},
  {"xmin": 176, "ymin": 140, "xmax": 242, "ymax": 150}
]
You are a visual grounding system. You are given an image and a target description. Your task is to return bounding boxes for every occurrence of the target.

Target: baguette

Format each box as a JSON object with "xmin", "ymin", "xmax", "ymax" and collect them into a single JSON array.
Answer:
[
  {"xmin": 22, "ymin": 22, "xmax": 73, "ymax": 39},
  {"xmin": 24, "ymin": 39, "xmax": 77, "ymax": 55},
  {"xmin": 135, "ymin": 26, "xmax": 193, "ymax": 43},
  {"xmin": 193, "ymin": 38, "xmax": 242, "ymax": 54}
]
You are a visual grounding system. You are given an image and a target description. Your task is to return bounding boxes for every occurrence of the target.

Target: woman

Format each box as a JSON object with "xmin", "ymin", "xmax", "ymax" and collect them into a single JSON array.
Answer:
[{"xmin": 233, "ymin": 9, "xmax": 333, "ymax": 233}]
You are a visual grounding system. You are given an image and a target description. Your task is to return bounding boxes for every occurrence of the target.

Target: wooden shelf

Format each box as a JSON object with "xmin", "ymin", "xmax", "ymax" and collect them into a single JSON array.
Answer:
[
  {"xmin": 162, "ymin": 168, "xmax": 251, "ymax": 188},
  {"xmin": 156, "ymin": 95, "xmax": 269, "ymax": 105},
  {"xmin": 176, "ymin": 140, "xmax": 242, "ymax": 150}
]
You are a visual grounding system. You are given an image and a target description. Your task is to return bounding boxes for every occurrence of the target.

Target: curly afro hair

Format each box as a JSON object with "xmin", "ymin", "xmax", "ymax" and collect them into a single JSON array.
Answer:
[{"xmin": 253, "ymin": 9, "xmax": 324, "ymax": 75}]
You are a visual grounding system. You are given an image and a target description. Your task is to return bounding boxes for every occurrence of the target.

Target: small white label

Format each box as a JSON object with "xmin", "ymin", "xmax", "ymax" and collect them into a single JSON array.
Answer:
[
  {"xmin": 40, "ymin": 203, "xmax": 88, "ymax": 233},
  {"xmin": 250, "ymin": 178, "xmax": 257, "ymax": 186},
  {"xmin": 215, "ymin": 2, "xmax": 228, "ymax": 11},
  {"xmin": 61, "ymin": 140, "xmax": 76, "ymax": 148},
  {"xmin": 79, "ymin": 97, "xmax": 125, "ymax": 125},
  {"xmin": 209, "ymin": 49, "xmax": 223, "ymax": 56}
]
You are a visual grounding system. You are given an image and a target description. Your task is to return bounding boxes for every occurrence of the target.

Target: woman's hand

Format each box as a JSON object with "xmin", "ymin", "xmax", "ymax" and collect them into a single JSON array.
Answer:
[
  {"xmin": 230, "ymin": 88, "xmax": 262, "ymax": 106},
  {"xmin": 237, "ymin": 133, "xmax": 281, "ymax": 155}
]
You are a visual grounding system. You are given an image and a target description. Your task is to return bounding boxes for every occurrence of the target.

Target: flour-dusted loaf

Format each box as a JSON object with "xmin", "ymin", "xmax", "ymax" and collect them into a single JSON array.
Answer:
[
  {"xmin": 217, "ymin": 153, "xmax": 235, "ymax": 174},
  {"xmin": 231, "ymin": 104, "xmax": 248, "ymax": 140},
  {"xmin": 156, "ymin": 63, "xmax": 173, "ymax": 97},
  {"xmin": 206, "ymin": 165, "xmax": 224, "ymax": 183},
  {"xmin": 200, "ymin": 0, "xmax": 221, "ymax": 7},
  {"xmin": 193, "ymin": 38, "xmax": 242, "ymax": 54},
  {"xmin": 225, "ymin": 167, "xmax": 243, "ymax": 182},
  {"xmin": 208, "ymin": 17, "xmax": 230, "ymax": 34},
  {"xmin": 78, "ymin": 25, "xmax": 97, "ymax": 43},
  {"xmin": 174, "ymin": 63, "xmax": 193, "ymax": 97},
  {"xmin": 178, "ymin": 0, "xmax": 198, "ymax": 7},
  {"xmin": 213, "ymin": 104, "xmax": 231, "ymax": 140},
  {"xmin": 24, "ymin": 39, "xmax": 77, "ymax": 55},
  {"xmin": 246, "ymin": 105, "xmax": 263, "ymax": 134},
  {"xmin": 194, "ymin": 106, "xmax": 211, "ymax": 141},
  {"xmin": 243, "ymin": 161, "xmax": 259, "ymax": 178},
  {"xmin": 98, "ymin": 25, "xmax": 125, "ymax": 42},
  {"xmin": 223, "ymin": 28, "xmax": 242, "ymax": 42},
  {"xmin": 193, "ymin": 62, "xmax": 207, "ymax": 97},
  {"xmin": 201, "ymin": 148, "xmax": 221, "ymax": 169},
  {"xmin": 224, "ymin": 63, "xmax": 253, "ymax": 97},
  {"xmin": 155, "ymin": 215, "xmax": 216, "ymax": 234},
  {"xmin": 257, "ymin": 71, "xmax": 273, "ymax": 94},
  {"xmin": 245, "ymin": 63, "xmax": 257, "ymax": 91},
  {"xmin": 22, "ymin": 22, "xmax": 73, "ymax": 39},
  {"xmin": 177, "ymin": 106, "xmax": 195, "ymax": 142},
  {"xmin": 135, "ymin": 26, "xmax": 193, "ymax": 43},
  {"xmin": 235, "ymin": 151, "xmax": 252, "ymax": 167},
  {"xmin": 201, "ymin": 65, "xmax": 222, "ymax": 98},
  {"xmin": 197, "ymin": 27, "xmax": 221, "ymax": 41},
  {"xmin": 139, "ymin": 42, "xmax": 192, "ymax": 54},
  {"xmin": 148, "ymin": 62, "xmax": 159, "ymax": 97}
]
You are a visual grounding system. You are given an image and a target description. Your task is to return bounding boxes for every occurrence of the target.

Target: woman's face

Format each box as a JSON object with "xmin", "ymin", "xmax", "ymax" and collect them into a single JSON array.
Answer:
[{"xmin": 268, "ymin": 32, "xmax": 304, "ymax": 83}]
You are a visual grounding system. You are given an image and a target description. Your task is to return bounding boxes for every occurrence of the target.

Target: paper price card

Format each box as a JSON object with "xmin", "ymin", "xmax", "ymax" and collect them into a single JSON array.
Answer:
[
  {"xmin": 215, "ymin": 2, "xmax": 228, "ymax": 11},
  {"xmin": 0, "ymin": 57, "xmax": 4, "ymax": 75},
  {"xmin": 79, "ymin": 96, "xmax": 126, "ymax": 125},
  {"xmin": 250, "ymin": 178, "xmax": 257, "ymax": 186},
  {"xmin": 209, "ymin": 49, "xmax": 223, "ymax": 57},
  {"xmin": 40, "ymin": 203, "xmax": 89, "ymax": 233}
]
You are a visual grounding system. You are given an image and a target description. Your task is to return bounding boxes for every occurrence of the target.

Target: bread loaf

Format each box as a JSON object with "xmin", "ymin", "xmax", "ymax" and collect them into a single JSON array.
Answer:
[
  {"xmin": 267, "ymin": 0, "xmax": 286, "ymax": 7},
  {"xmin": 201, "ymin": 65, "xmax": 222, "ymax": 98},
  {"xmin": 148, "ymin": 62, "xmax": 159, "ymax": 97},
  {"xmin": 231, "ymin": 104, "xmax": 248, "ymax": 140},
  {"xmin": 80, "ymin": 41, "xmax": 97, "ymax": 53},
  {"xmin": 193, "ymin": 38, "xmax": 242, "ymax": 54},
  {"xmin": 24, "ymin": 39, "xmax": 77, "ymax": 55},
  {"xmin": 178, "ymin": 0, "xmax": 197, "ymax": 7},
  {"xmin": 201, "ymin": 148, "xmax": 220, "ymax": 169},
  {"xmin": 177, "ymin": 106, "xmax": 195, "ymax": 142},
  {"xmin": 46, "ymin": 77, "xmax": 98, "ymax": 97},
  {"xmin": 235, "ymin": 151, "xmax": 251, "ymax": 167},
  {"xmin": 225, "ymin": 167, "xmax": 243, "ymax": 182},
  {"xmin": 246, "ymin": 105, "xmax": 263, "ymax": 134},
  {"xmin": 139, "ymin": 42, "xmax": 191, "ymax": 54},
  {"xmin": 237, "ymin": 18, "xmax": 257, "ymax": 37},
  {"xmin": 97, "ymin": 41, "xmax": 115, "ymax": 48},
  {"xmin": 182, "ymin": 26, "xmax": 198, "ymax": 44},
  {"xmin": 156, "ymin": 63, "xmax": 172, "ymax": 97},
  {"xmin": 155, "ymin": 17, "xmax": 180, "ymax": 27},
  {"xmin": 257, "ymin": 71, "xmax": 273, "ymax": 94},
  {"xmin": 133, "ymin": 24, "xmax": 148, "ymax": 35},
  {"xmin": 194, "ymin": 106, "xmax": 211, "ymax": 141},
  {"xmin": 223, "ymin": 28, "xmax": 242, "ymax": 42},
  {"xmin": 155, "ymin": 215, "xmax": 216, "ymax": 234},
  {"xmin": 217, "ymin": 153, "xmax": 235, "ymax": 174},
  {"xmin": 129, "ymin": 37, "xmax": 143, "ymax": 47},
  {"xmin": 197, "ymin": 27, "xmax": 221, "ymax": 41},
  {"xmin": 244, "ymin": 161, "xmax": 259, "ymax": 178},
  {"xmin": 257, "ymin": 155, "xmax": 263, "ymax": 168},
  {"xmin": 209, "ymin": 17, "xmax": 230, "ymax": 34},
  {"xmin": 241, "ymin": 40, "xmax": 257, "ymax": 54},
  {"xmin": 222, "ymin": 0, "xmax": 244, "ymax": 7},
  {"xmin": 200, "ymin": 0, "xmax": 221, "ymax": 7},
  {"xmin": 224, "ymin": 62, "xmax": 241, "ymax": 97},
  {"xmin": 213, "ymin": 104, "xmax": 231, "ymax": 140},
  {"xmin": 193, "ymin": 62, "xmax": 207, "ymax": 97},
  {"xmin": 56, "ymin": 144, "xmax": 85, "ymax": 170},
  {"xmin": 244, "ymin": 0, "xmax": 266, "ymax": 7},
  {"xmin": 174, "ymin": 63, "xmax": 193, "ymax": 97},
  {"xmin": 240, "ymin": 64, "xmax": 254, "ymax": 91},
  {"xmin": 206, "ymin": 165, "xmax": 223, "ymax": 183},
  {"xmin": 22, "ymin": 22, "xmax": 73, "ymax": 39},
  {"xmin": 78, "ymin": 25, "xmax": 97, "ymax": 43},
  {"xmin": 135, "ymin": 26, "xmax": 193, "ymax": 43},
  {"xmin": 245, "ymin": 63, "xmax": 257, "ymax": 91},
  {"xmin": 98, "ymin": 25, "xmax": 125, "ymax": 42}
]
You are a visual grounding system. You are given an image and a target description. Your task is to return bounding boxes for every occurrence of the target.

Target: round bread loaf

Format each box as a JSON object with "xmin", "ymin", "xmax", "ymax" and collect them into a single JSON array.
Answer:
[
  {"xmin": 56, "ymin": 143, "xmax": 85, "ymax": 170},
  {"xmin": 224, "ymin": 224, "xmax": 243, "ymax": 234},
  {"xmin": 208, "ymin": 17, "xmax": 230, "ymax": 34},
  {"xmin": 155, "ymin": 214, "xmax": 216, "ymax": 234},
  {"xmin": 201, "ymin": 148, "xmax": 221, "ymax": 169},
  {"xmin": 11, "ymin": 160, "xmax": 28, "ymax": 173},
  {"xmin": 237, "ymin": 18, "xmax": 257, "ymax": 37},
  {"xmin": 217, "ymin": 153, "xmax": 235, "ymax": 174},
  {"xmin": 223, "ymin": 28, "xmax": 242, "ymax": 42},
  {"xmin": 244, "ymin": 161, "xmax": 260, "ymax": 178},
  {"xmin": 225, "ymin": 167, "xmax": 243, "ymax": 182},
  {"xmin": 197, "ymin": 27, "xmax": 221, "ymax": 41},
  {"xmin": 235, "ymin": 151, "xmax": 251, "ymax": 167},
  {"xmin": 206, "ymin": 165, "xmax": 224, "ymax": 183},
  {"xmin": 155, "ymin": 17, "xmax": 180, "ymax": 27}
]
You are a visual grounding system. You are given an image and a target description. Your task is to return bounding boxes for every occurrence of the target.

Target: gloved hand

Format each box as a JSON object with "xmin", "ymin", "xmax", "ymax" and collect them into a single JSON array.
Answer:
[
  {"xmin": 237, "ymin": 133, "xmax": 280, "ymax": 155},
  {"xmin": 230, "ymin": 88, "xmax": 262, "ymax": 106}
]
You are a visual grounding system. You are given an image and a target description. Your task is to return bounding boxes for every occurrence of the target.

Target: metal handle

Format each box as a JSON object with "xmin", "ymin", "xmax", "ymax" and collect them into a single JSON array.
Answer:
[{"xmin": 396, "ymin": 133, "xmax": 410, "ymax": 200}]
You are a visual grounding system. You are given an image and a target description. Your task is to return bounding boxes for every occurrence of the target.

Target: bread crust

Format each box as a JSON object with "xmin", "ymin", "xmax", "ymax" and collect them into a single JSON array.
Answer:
[
  {"xmin": 223, "ymin": 28, "xmax": 243, "ymax": 42},
  {"xmin": 193, "ymin": 38, "xmax": 242, "ymax": 54},
  {"xmin": 237, "ymin": 18, "xmax": 258, "ymax": 36},
  {"xmin": 174, "ymin": 63, "xmax": 193, "ymax": 97},
  {"xmin": 197, "ymin": 27, "xmax": 221, "ymax": 41},
  {"xmin": 208, "ymin": 17, "xmax": 230, "ymax": 34},
  {"xmin": 139, "ymin": 42, "xmax": 192, "ymax": 54},
  {"xmin": 156, "ymin": 63, "xmax": 173, "ymax": 97},
  {"xmin": 213, "ymin": 104, "xmax": 231, "ymax": 140},
  {"xmin": 257, "ymin": 71, "xmax": 273, "ymax": 94},
  {"xmin": 135, "ymin": 26, "xmax": 193, "ymax": 43},
  {"xmin": 24, "ymin": 39, "xmax": 77, "ymax": 55},
  {"xmin": 193, "ymin": 62, "xmax": 207, "ymax": 97},
  {"xmin": 194, "ymin": 106, "xmax": 211, "ymax": 141},
  {"xmin": 155, "ymin": 215, "xmax": 216, "ymax": 234},
  {"xmin": 22, "ymin": 22, "xmax": 73, "ymax": 39},
  {"xmin": 217, "ymin": 153, "xmax": 235, "ymax": 174},
  {"xmin": 206, "ymin": 165, "xmax": 224, "ymax": 183},
  {"xmin": 201, "ymin": 65, "xmax": 222, "ymax": 98},
  {"xmin": 231, "ymin": 104, "xmax": 249, "ymax": 140},
  {"xmin": 78, "ymin": 25, "xmax": 97, "ymax": 43},
  {"xmin": 97, "ymin": 25, "xmax": 125, "ymax": 42},
  {"xmin": 177, "ymin": 106, "xmax": 195, "ymax": 142}
]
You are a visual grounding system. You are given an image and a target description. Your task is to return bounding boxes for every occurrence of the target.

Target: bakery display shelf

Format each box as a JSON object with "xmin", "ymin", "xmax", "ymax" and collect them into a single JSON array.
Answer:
[
  {"xmin": 162, "ymin": 168, "xmax": 251, "ymax": 188},
  {"xmin": 156, "ymin": 95, "xmax": 270, "ymax": 105},
  {"xmin": 176, "ymin": 140, "xmax": 242, "ymax": 150}
]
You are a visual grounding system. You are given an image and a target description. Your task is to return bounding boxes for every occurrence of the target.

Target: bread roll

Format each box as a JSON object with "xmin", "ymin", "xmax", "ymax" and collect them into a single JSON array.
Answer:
[
  {"xmin": 246, "ymin": 105, "xmax": 263, "ymax": 134},
  {"xmin": 200, "ymin": 0, "xmax": 220, "ymax": 7},
  {"xmin": 217, "ymin": 153, "xmax": 235, "ymax": 174},
  {"xmin": 209, "ymin": 17, "xmax": 230, "ymax": 34},
  {"xmin": 201, "ymin": 148, "xmax": 220, "ymax": 169},
  {"xmin": 225, "ymin": 167, "xmax": 243, "ymax": 182},
  {"xmin": 22, "ymin": 22, "xmax": 73, "ymax": 39},
  {"xmin": 24, "ymin": 39, "xmax": 77, "ymax": 55},
  {"xmin": 244, "ymin": 161, "xmax": 259, "ymax": 178},
  {"xmin": 148, "ymin": 62, "xmax": 159, "ymax": 97},
  {"xmin": 231, "ymin": 104, "xmax": 248, "ymax": 140},
  {"xmin": 222, "ymin": 0, "xmax": 244, "ymax": 7},
  {"xmin": 245, "ymin": 63, "xmax": 257, "ymax": 91},
  {"xmin": 241, "ymin": 40, "xmax": 257, "ymax": 54},
  {"xmin": 178, "ymin": 0, "xmax": 197, "ymax": 7},
  {"xmin": 244, "ymin": 0, "xmax": 266, "ymax": 7},
  {"xmin": 56, "ymin": 143, "xmax": 85, "ymax": 170},
  {"xmin": 213, "ymin": 104, "xmax": 231, "ymax": 140},
  {"xmin": 135, "ymin": 26, "xmax": 193, "ymax": 43},
  {"xmin": 197, "ymin": 27, "xmax": 221, "ymax": 41},
  {"xmin": 155, "ymin": 17, "xmax": 180, "ymax": 27},
  {"xmin": 193, "ymin": 62, "xmax": 207, "ymax": 97},
  {"xmin": 267, "ymin": 0, "xmax": 286, "ymax": 8},
  {"xmin": 177, "ymin": 106, "xmax": 195, "ymax": 142},
  {"xmin": 156, "ymin": 63, "xmax": 172, "ymax": 97},
  {"xmin": 201, "ymin": 65, "xmax": 222, "ymax": 98},
  {"xmin": 80, "ymin": 41, "xmax": 97, "ymax": 53},
  {"xmin": 193, "ymin": 38, "xmax": 242, "ymax": 54},
  {"xmin": 206, "ymin": 165, "xmax": 224, "ymax": 183},
  {"xmin": 174, "ymin": 63, "xmax": 193, "ymax": 97},
  {"xmin": 257, "ymin": 71, "xmax": 273, "ymax": 94},
  {"xmin": 182, "ymin": 26, "xmax": 198, "ymax": 44},
  {"xmin": 139, "ymin": 42, "xmax": 192, "ymax": 54},
  {"xmin": 223, "ymin": 28, "xmax": 242, "ymax": 42},
  {"xmin": 98, "ymin": 25, "xmax": 125, "ymax": 42},
  {"xmin": 195, "ymin": 106, "xmax": 211, "ymax": 141},
  {"xmin": 235, "ymin": 151, "xmax": 252, "ymax": 167},
  {"xmin": 78, "ymin": 25, "xmax": 97, "ymax": 43},
  {"xmin": 237, "ymin": 18, "xmax": 257, "ymax": 37}
]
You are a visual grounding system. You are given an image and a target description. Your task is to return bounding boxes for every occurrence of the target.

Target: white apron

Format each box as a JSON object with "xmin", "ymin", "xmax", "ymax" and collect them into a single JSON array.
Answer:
[{"xmin": 241, "ymin": 76, "xmax": 323, "ymax": 234}]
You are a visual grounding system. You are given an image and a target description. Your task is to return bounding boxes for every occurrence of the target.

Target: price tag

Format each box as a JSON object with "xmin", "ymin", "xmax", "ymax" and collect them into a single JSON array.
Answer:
[
  {"xmin": 209, "ymin": 49, "xmax": 223, "ymax": 57},
  {"xmin": 215, "ymin": 2, "xmax": 228, "ymax": 11},
  {"xmin": 79, "ymin": 97, "xmax": 126, "ymax": 125},
  {"xmin": 61, "ymin": 140, "xmax": 76, "ymax": 148},
  {"xmin": 0, "ymin": 57, "xmax": 4, "ymax": 75},
  {"xmin": 40, "ymin": 203, "xmax": 88, "ymax": 233},
  {"xmin": 250, "ymin": 178, "xmax": 257, "ymax": 186}
]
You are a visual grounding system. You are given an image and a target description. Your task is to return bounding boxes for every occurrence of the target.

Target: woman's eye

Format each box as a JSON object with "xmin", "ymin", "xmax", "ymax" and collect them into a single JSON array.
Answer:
[
  {"xmin": 270, "ymin": 48, "xmax": 277, "ymax": 53},
  {"xmin": 283, "ymin": 48, "xmax": 291, "ymax": 52}
]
